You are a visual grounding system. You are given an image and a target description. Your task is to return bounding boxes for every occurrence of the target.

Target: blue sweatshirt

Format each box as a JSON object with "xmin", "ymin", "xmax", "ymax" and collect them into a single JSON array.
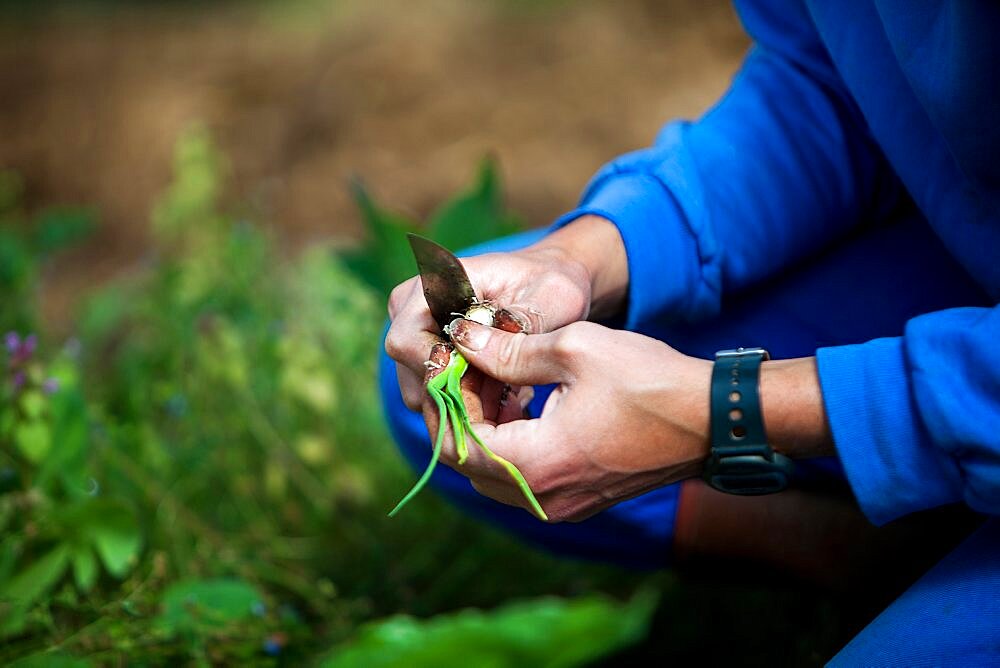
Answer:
[{"xmin": 555, "ymin": 0, "xmax": 1000, "ymax": 526}]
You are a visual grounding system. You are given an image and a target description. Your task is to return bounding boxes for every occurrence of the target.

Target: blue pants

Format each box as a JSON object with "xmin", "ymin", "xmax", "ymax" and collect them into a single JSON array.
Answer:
[{"xmin": 378, "ymin": 213, "xmax": 997, "ymax": 664}]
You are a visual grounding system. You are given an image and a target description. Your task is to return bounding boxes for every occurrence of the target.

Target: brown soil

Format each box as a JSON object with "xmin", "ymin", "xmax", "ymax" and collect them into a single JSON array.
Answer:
[{"xmin": 0, "ymin": 0, "xmax": 748, "ymax": 325}]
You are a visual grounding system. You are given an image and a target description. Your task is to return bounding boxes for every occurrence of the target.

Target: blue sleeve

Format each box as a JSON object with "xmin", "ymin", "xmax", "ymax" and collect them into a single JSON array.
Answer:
[
  {"xmin": 818, "ymin": 306, "xmax": 1000, "ymax": 525},
  {"xmin": 552, "ymin": 0, "xmax": 901, "ymax": 331}
]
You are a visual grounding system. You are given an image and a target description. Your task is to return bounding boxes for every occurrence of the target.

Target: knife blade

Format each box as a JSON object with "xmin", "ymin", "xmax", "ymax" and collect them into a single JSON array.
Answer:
[{"xmin": 407, "ymin": 233, "xmax": 478, "ymax": 332}]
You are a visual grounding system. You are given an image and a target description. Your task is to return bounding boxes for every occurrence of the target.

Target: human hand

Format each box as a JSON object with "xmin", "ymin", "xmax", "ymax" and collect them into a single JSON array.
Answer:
[
  {"xmin": 441, "ymin": 317, "xmax": 713, "ymax": 522},
  {"xmin": 385, "ymin": 215, "xmax": 627, "ymax": 421}
]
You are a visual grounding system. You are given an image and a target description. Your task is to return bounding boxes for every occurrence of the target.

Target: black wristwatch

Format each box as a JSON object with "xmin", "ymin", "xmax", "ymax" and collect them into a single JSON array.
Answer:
[{"xmin": 703, "ymin": 347, "xmax": 794, "ymax": 495}]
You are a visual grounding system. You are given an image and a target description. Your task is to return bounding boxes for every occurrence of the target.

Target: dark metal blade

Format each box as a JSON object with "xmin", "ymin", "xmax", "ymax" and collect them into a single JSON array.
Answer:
[{"xmin": 407, "ymin": 233, "xmax": 478, "ymax": 331}]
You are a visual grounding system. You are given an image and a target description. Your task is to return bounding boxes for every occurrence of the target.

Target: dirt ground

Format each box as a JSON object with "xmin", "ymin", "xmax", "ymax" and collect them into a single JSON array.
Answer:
[{"xmin": 0, "ymin": 0, "xmax": 748, "ymax": 324}]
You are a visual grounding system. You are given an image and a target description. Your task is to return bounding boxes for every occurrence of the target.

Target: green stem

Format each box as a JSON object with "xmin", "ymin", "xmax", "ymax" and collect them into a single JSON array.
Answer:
[
  {"xmin": 387, "ymin": 381, "xmax": 448, "ymax": 517},
  {"xmin": 441, "ymin": 367, "xmax": 468, "ymax": 465},
  {"xmin": 464, "ymin": 425, "xmax": 548, "ymax": 521},
  {"xmin": 448, "ymin": 352, "xmax": 547, "ymax": 521},
  {"xmin": 389, "ymin": 349, "xmax": 548, "ymax": 522}
]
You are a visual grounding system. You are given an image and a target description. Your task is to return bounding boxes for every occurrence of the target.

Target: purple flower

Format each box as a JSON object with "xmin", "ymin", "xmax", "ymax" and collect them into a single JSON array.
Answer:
[
  {"xmin": 5, "ymin": 332, "xmax": 37, "ymax": 366},
  {"xmin": 42, "ymin": 377, "xmax": 59, "ymax": 395},
  {"xmin": 11, "ymin": 371, "xmax": 25, "ymax": 390}
]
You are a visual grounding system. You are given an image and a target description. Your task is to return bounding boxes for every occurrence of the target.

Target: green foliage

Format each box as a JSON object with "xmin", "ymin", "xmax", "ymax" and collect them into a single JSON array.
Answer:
[
  {"xmin": 322, "ymin": 590, "xmax": 658, "ymax": 668},
  {"xmin": 8, "ymin": 653, "xmax": 91, "ymax": 668},
  {"xmin": 158, "ymin": 578, "xmax": 263, "ymax": 636},
  {"xmin": 0, "ymin": 129, "xmax": 649, "ymax": 665},
  {"xmin": 0, "ymin": 170, "xmax": 94, "ymax": 333},
  {"xmin": 344, "ymin": 158, "xmax": 524, "ymax": 297}
]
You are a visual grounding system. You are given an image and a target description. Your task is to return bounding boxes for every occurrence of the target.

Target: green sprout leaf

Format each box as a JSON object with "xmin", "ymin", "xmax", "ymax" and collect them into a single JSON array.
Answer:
[{"xmin": 389, "ymin": 349, "xmax": 546, "ymax": 520}]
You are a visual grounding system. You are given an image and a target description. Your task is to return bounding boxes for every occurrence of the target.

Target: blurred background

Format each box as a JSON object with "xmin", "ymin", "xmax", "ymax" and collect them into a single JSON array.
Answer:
[{"xmin": 0, "ymin": 0, "xmax": 861, "ymax": 665}]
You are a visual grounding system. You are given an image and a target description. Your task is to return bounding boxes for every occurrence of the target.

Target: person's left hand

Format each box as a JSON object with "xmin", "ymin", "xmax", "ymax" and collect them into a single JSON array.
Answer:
[{"xmin": 443, "ymin": 317, "xmax": 713, "ymax": 522}]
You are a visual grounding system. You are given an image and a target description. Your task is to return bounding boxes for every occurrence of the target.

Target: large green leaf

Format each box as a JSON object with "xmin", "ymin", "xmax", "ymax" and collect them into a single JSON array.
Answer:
[
  {"xmin": 14, "ymin": 420, "xmax": 51, "ymax": 464},
  {"xmin": 19, "ymin": 390, "xmax": 45, "ymax": 420},
  {"xmin": 8, "ymin": 652, "xmax": 91, "ymax": 668},
  {"xmin": 320, "ymin": 590, "xmax": 657, "ymax": 668},
  {"xmin": 58, "ymin": 499, "xmax": 142, "ymax": 580},
  {"xmin": 341, "ymin": 179, "xmax": 419, "ymax": 297},
  {"xmin": 30, "ymin": 207, "xmax": 94, "ymax": 256},
  {"xmin": 426, "ymin": 158, "xmax": 524, "ymax": 253},
  {"xmin": 88, "ymin": 503, "xmax": 141, "ymax": 579},
  {"xmin": 2, "ymin": 544, "xmax": 70, "ymax": 606},
  {"xmin": 342, "ymin": 159, "xmax": 525, "ymax": 298},
  {"xmin": 34, "ymin": 368, "xmax": 89, "ymax": 492},
  {"xmin": 0, "ymin": 544, "xmax": 70, "ymax": 637},
  {"xmin": 71, "ymin": 545, "xmax": 98, "ymax": 592},
  {"xmin": 157, "ymin": 578, "xmax": 263, "ymax": 635}
]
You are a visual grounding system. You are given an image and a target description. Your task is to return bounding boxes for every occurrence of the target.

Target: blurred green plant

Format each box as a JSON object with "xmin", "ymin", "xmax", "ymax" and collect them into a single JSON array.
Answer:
[
  {"xmin": 322, "ymin": 590, "xmax": 657, "ymax": 668},
  {"xmin": 344, "ymin": 158, "xmax": 523, "ymax": 297},
  {"xmin": 0, "ymin": 128, "xmax": 649, "ymax": 665},
  {"xmin": 0, "ymin": 170, "xmax": 94, "ymax": 333}
]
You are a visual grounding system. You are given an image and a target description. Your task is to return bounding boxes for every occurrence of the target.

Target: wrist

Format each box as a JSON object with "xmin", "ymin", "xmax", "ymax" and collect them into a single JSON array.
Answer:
[
  {"xmin": 676, "ymin": 356, "xmax": 714, "ymax": 479},
  {"xmin": 535, "ymin": 214, "xmax": 628, "ymax": 320},
  {"xmin": 759, "ymin": 356, "xmax": 833, "ymax": 459},
  {"xmin": 650, "ymin": 352, "xmax": 713, "ymax": 483}
]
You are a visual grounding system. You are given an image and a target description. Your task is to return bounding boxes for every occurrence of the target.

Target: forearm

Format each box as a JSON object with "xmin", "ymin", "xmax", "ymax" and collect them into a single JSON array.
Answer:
[
  {"xmin": 760, "ymin": 356, "xmax": 834, "ymax": 459},
  {"xmin": 661, "ymin": 354, "xmax": 833, "ymax": 467}
]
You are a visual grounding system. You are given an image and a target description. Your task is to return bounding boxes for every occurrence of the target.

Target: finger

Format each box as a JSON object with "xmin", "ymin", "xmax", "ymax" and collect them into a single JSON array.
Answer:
[
  {"xmin": 386, "ymin": 321, "xmax": 443, "ymax": 375},
  {"xmin": 398, "ymin": 363, "xmax": 425, "ymax": 411},
  {"xmin": 465, "ymin": 417, "xmax": 548, "ymax": 475},
  {"xmin": 518, "ymin": 385, "xmax": 535, "ymax": 410},
  {"xmin": 470, "ymin": 478, "xmax": 534, "ymax": 512},
  {"xmin": 459, "ymin": 364, "xmax": 485, "ymax": 424},
  {"xmin": 424, "ymin": 343, "xmax": 452, "ymax": 381},
  {"xmin": 494, "ymin": 308, "xmax": 529, "ymax": 333},
  {"xmin": 387, "ymin": 277, "xmax": 418, "ymax": 319},
  {"xmin": 484, "ymin": 380, "xmax": 502, "ymax": 424},
  {"xmin": 497, "ymin": 388, "xmax": 528, "ymax": 424},
  {"xmin": 449, "ymin": 319, "xmax": 576, "ymax": 385},
  {"xmin": 466, "ymin": 419, "xmax": 551, "ymax": 521},
  {"xmin": 478, "ymin": 377, "xmax": 507, "ymax": 424},
  {"xmin": 401, "ymin": 341, "xmax": 454, "ymax": 412},
  {"xmin": 421, "ymin": 343, "xmax": 459, "ymax": 463},
  {"xmin": 385, "ymin": 277, "xmax": 446, "ymax": 378}
]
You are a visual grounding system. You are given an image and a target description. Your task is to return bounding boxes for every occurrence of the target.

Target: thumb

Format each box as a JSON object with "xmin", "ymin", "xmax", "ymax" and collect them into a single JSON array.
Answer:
[{"xmin": 448, "ymin": 318, "xmax": 572, "ymax": 386}]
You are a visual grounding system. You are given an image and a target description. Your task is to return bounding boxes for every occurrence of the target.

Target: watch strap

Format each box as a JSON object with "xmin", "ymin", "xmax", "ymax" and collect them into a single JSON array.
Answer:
[{"xmin": 705, "ymin": 348, "xmax": 794, "ymax": 495}]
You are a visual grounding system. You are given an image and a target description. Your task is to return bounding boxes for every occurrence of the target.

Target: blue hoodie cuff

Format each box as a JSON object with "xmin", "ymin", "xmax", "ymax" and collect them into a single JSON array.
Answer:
[
  {"xmin": 816, "ymin": 337, "xmax": 964, "ymax": 526},
  {"xmin": 550, "ymin": 172, "xmax": 699, "ymax": 332}
]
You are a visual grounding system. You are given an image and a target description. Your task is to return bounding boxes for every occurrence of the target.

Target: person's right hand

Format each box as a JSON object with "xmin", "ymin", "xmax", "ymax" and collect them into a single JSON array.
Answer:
[{"xmin": 384, "ymin": 214, "xmax": 629, "ymax": 421}]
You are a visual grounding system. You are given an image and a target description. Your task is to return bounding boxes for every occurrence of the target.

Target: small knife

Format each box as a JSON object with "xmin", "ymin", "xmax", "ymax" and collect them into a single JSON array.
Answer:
[{"xmin": 407, "ymin": 234, "xmax": 478, "ymax": 332}]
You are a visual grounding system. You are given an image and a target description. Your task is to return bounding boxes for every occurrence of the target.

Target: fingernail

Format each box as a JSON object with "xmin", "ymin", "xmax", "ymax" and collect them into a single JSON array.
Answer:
[
  {"xmin": 449, "ymin": 317, "xmax": 491, "ymax": 351},
  {"xmin": 494, "ymin": 308, "xmax": 528, "ymax": 333}
]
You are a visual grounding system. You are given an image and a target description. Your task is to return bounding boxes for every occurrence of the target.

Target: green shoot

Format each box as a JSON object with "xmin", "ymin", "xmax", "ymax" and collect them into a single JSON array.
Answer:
[{"xmin": 389, "ymin": 350, "xmax": 547, "ymax": 521}]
